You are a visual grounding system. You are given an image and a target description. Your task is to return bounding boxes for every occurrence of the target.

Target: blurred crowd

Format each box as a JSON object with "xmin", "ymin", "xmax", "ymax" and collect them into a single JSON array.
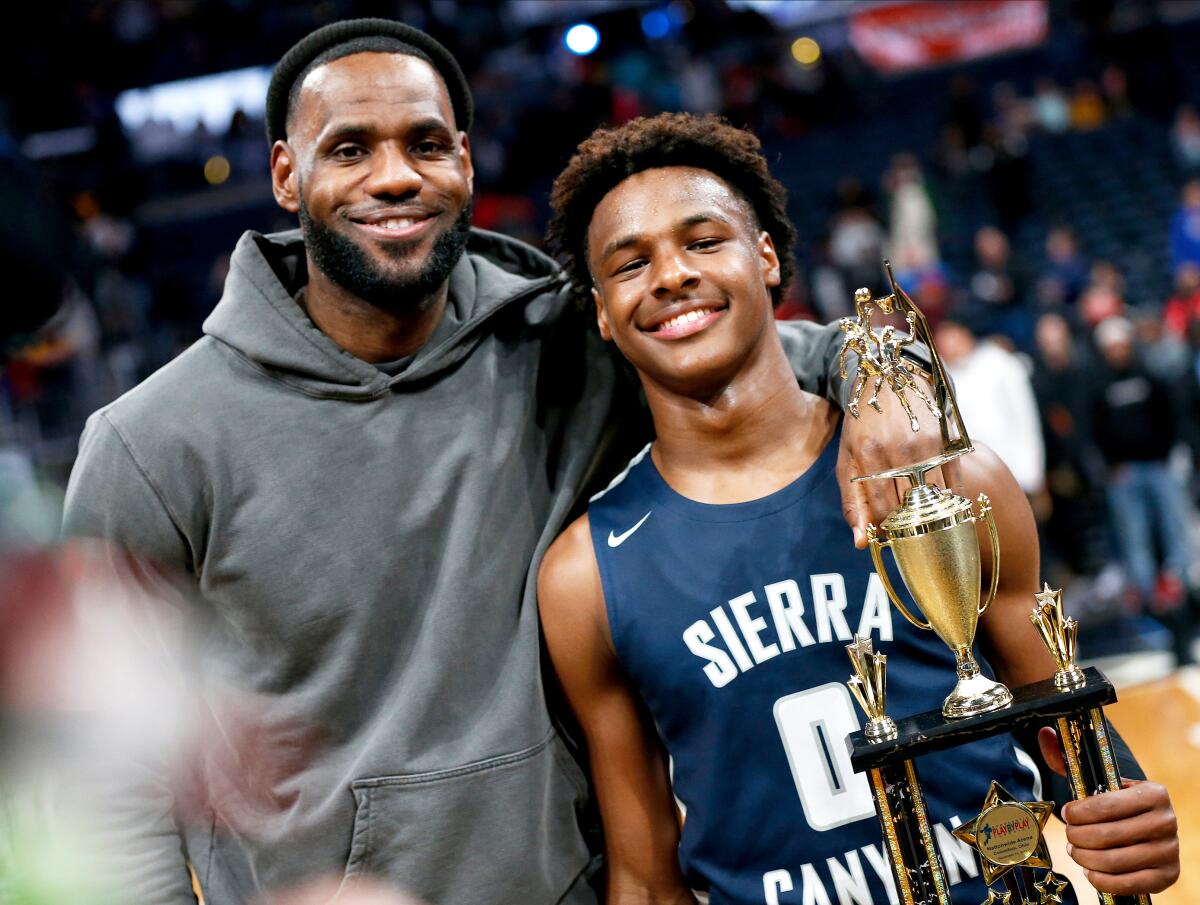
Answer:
[{"xmin": 2, "ymin": 1, "xmax": 1198, "ymax": 634}]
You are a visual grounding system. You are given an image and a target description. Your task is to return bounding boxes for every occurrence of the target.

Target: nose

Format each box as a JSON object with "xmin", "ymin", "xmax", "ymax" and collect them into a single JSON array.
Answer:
[
  {"xmin": 651, "ymin": 251, "xmax": 701, "ymax": 299},
  {"xmin": 365, "ymin": 145, "xmax": 422, "ymax": 198}
]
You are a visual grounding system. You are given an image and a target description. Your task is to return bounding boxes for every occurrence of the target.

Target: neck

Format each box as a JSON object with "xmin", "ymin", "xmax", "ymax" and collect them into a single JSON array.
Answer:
[
  {"xmin": 300, "ymin": 265, "xmax": 449, "ymax": 363},
  {"xmin": 644, "ymin": 331, "xmax": 837, "ymax": 504}
]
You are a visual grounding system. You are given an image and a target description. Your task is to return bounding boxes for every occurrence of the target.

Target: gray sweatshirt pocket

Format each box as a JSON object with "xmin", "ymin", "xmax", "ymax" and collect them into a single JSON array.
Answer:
[{"xmin": 339, "ymin": 729, "xmax": 591, "ymax": 905}]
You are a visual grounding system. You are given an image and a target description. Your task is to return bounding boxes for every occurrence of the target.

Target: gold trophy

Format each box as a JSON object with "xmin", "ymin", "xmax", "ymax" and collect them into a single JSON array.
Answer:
[
  {"xmin": 839, "ymin": 264, "xmax": 1149, "ymax": 905},
  {"xmin": 843, "ymin": 265, "xmax": 1010, "ymax": 719}
]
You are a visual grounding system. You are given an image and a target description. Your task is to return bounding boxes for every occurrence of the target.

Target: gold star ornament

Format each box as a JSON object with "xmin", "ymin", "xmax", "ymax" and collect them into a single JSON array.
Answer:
[
  {"xmin": 952, "ymin": 781, "xmax": 1054, "ymax": 886},
  {"xmin": 1034, "ymin": 871, "xmax": 1069, "ymax": 904},
  {"xmin": 981, "ymin": 890, "xmax": 1011, "ymax": 905}
]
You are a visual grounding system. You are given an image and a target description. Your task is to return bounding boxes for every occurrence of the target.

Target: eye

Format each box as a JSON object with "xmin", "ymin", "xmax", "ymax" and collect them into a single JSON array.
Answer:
[
  {"xmin": 688, "ymin": 237, "xmax": 724, "ymax": 251},
  {"xmin": 331, "ymin": 144, "xmax": 366, "ymax": 160},
  {"xmin": 614, "ymin": 258, "xmax": 647, "ymax": 276},
  {"xmin": 413, "ymin": 139, "xmax": 449, "ymax": 155}
]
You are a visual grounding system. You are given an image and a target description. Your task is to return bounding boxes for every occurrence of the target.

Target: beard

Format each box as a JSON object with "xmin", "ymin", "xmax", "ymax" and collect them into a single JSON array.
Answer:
[{"xmin": 299, "ymin": 197, "xmax": 472, "ymax": 311}]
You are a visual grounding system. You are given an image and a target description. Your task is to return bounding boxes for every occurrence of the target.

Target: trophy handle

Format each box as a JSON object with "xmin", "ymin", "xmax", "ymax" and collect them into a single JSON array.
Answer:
[
  {"xmin": 867, "ymin": 526, "xmax": 932, "ymax": 631},
  {"xmin": 976, "ymin": 493, "xmax": 1000, "ymax": 617}
]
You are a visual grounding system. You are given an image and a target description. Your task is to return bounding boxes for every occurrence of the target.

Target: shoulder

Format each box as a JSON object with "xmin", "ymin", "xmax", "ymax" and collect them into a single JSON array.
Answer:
[
  {"xmin": 98, "ymin": 337, "xmax": 233, "ymax": 436},
  {"xmin": 955, "ymin": 442, "xmax": 1028, "ymax": 509},
  {"xmin": 539, "ymin": 514, "xmax": 616, "ymax": 647},
  {"xmin": 539, "ymin": 514, "xmax": 601, "ymax": 612}
]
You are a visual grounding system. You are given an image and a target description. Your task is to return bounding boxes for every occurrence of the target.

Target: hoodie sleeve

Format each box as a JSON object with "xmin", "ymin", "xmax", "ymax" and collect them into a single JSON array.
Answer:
[
  {"xmin": 62, "ymin": 413, "xmax": 200, "ymax": 905},
  {"xmin": 776, "ymin": 319, "xmax": 933, "ymax": 408}
]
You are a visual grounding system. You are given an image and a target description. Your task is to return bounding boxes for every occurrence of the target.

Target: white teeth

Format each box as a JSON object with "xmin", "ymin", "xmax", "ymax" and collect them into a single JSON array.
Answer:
[
  {"xmin": 379, "ymin": 218, "xmax": 417, "ymax": 229},
  {"xmin": 658, "ymin": 308, "xmax": 715, "ymax": 331}
]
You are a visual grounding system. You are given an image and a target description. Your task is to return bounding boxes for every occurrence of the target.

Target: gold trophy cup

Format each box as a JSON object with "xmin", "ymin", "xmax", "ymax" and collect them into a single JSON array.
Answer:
[
  {"xmin": 865, "ymin": 459, "xmax": 1010, "ymax": 718},
  {"xmin": 844, "ymin": 265, "xmax": 1012, "ymax": 719}
]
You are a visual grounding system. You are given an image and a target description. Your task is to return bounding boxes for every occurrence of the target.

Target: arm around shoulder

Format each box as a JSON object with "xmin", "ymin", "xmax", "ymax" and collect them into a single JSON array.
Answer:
[{"xmin": 539, "ymin": 518, "xmax": 697, "ymax": 905}]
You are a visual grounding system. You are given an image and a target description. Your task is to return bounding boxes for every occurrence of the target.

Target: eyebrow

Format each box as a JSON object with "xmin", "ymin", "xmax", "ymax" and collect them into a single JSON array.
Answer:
[
  {"xmin": 317, "ymin": 116, "xmax": 453, "ymax": 145},
  {"xmin": 598, "ymin": 212, "xmax": 734, "ymax": 262}
]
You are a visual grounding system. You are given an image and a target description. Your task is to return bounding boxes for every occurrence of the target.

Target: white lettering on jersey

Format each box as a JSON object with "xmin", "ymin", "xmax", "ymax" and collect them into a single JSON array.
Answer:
[
  {"xmin": 799, "ymin": 863, "xmax": 832, "ymax": 905},
  {"xmin": 683, "ymin": 573, "xmax": 900, "ymax": 687},
  {"xmin": 765, "ymin": 579, "xmax": 817, "ymax": 650},
  {"xmin": 683, "ymin": 620, "xmax": 738, "ymax": 688},
  {"xmin": 730, "ymin": 591, "xmax": 780, "ymax": 664},
  {"xmin": 936, "ymin": 816, "xmax": 979, "ymax": 885},
  {"xmin": 763, "ymin": 869, "xmax": 793, "ymax": 905},
  {"xmin": 856, "ymin": 573, "xmax": 893, "ymax": 641},
  {"xmin": 811, "ymin": 573, "xmax": 853, "ymax": 643},
  {"xmin": 860, "ymin": 843, "xmax": 899, "ymax": 905},
  {"xmin": 761, "ymin": 824, "xmax": 983, "ymax": 904},
  {"xmin": 711, "ymin": 606, "xmax": 755, "ymax": 672},
  {"xmin": 828, "ymin": 850, "xmax": 872, "ymax": 905}
]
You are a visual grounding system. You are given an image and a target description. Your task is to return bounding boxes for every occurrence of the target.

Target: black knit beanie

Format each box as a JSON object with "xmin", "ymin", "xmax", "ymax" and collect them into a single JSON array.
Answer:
[{"xmin": 265, "ymin": 18, "xmax": 474, "ymax": 144}]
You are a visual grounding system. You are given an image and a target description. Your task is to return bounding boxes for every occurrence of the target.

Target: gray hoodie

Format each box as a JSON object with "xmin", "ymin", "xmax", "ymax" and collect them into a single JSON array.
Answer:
[{"xmin": 63, "ymin": 228, "xmax": 845, "ymax": 904}]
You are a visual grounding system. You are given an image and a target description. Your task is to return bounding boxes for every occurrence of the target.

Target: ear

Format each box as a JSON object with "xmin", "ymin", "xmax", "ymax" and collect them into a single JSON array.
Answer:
[
  {"xmin": 757, "ymin": 230, "xmax": 781, "ymax": 290},
  {"xmin": 458, "ymin": 132, "xmax": 475, "ymax": 194},
  {"xmin": 592, "ymin": 286, "xmax": 613, "ymax": 342},
  {"xmin": 271, "ymin": 140, "xmax": 301, "ymax": 214}
]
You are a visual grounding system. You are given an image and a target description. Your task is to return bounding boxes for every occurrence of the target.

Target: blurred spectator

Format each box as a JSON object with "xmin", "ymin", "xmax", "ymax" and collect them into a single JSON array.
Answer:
[
  {"xmin": 1038, "ymin": 226, "xmax": 1089, "ymax": 310},
  {"xmin": 935, "ymin": 317, "xmax": 1045, "ymax": 497},
  {"xmin": 1170, "ymin": 104, "xmax": 1200, "ymax": 170},
  {"xmin": 1079, "ymin": 260, "xmax": 1127, "ymax": 327},
  {"xmin": 1169, "ymin": 179, "xmax": 1200, "ymax": 275},
  {"xmin": 966, "ymin": 226, "xmax": 1034, "ymax": 350},
  {"xmin": 1032, "ymin": 78, "xmax": 1070, "ymax": 134},
  {"xmin": 828, "ymin": 207, "xmax": 884, "ymax": 296},
  {"xmin": 1069, "ymin": 79, "xmax": 1108, "ymax": 131},
  {"xmin": 1032, "ymin": 313, "xmax": 1107, "ymax": 577},
  {"xmin": 946, "ymin": 74, "xmax": 983, "ymax": 150},
  {"xmin": 990, "ymin": 82, "xmax": 1033, "ymax": 144},
  {"xmin": 1100, "ymin": 65, "xmax": 1133, "ymax": 119},
  {"xmin": 884, "ymin": 153, "xmax": 940, "ymax": 284},
  {"xmin": 1134, "ymin": 311, "xmax": 1190, "ymax": 384},
  {"xmin": 1165, "ymin": 262, "xmax": 1200, "ymax": 338},
  {"xmin": 983, "ymin": 124, "xmax": 1033, "ymax": 231},
  {"xmin": 1090, "ymin": 317, "xmax": 1194, "ymax": 609}
]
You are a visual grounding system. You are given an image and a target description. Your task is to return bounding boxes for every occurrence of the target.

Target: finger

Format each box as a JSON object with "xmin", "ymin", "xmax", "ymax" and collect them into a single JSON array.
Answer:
[
  {"xmin": 1080, "ymin": 865, "xmax": 1180, "ymax": 896},
  {"xmin": 1067, "ymin": 836, "xmax": 1180, "ymax": 875},
  {"xmin": 1037, "ymin": 727, "xmax": 1067, "ymax": 777},
  {"xmin": 1062, "ymin": 781, "xmax": 1170, "ymax": 826},
  {"xmin": 836, "ymin": 443, "xmax": 870, "ymax": 549},
  {"xmin": 1064, "ymin": 807, "xmax": 1177, "ymax": 851}
]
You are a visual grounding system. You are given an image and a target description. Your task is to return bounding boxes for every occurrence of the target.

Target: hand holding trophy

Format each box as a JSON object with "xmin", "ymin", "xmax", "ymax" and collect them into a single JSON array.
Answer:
[{"xmin": 839, "ymin": 264, "xmax": 1149, "ymax": 905}]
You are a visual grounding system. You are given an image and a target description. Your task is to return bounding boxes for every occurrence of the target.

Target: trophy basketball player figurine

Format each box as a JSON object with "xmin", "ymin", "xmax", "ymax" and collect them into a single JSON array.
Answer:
[{"xmin": 839, "ymin": 263, "xmax": 1150, "ymax": 905}]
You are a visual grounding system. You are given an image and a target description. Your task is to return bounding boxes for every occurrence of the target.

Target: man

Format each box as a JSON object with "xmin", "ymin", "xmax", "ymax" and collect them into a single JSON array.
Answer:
[
  {"xmin": 1090, "ymin": 316, "xmax": 1194, "ymax": 610},
  {"xmin": 538, "ymin": 113, "xmax": 1178, "ymax": 905},
  {"xmin": 61, "ymin": 19, "xmax": 922, "ymax": 905}
]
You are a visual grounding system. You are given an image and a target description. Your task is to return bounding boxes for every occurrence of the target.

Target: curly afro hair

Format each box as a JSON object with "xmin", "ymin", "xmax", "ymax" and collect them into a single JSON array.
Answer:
[{"xmin": 546, "ymin": 112, "xmax": 796, "ymax": 308}]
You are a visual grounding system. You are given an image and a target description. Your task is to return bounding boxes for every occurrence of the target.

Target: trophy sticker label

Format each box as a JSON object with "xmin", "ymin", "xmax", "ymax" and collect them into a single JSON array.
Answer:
[{"xmin": 975, "ymin": 802, "xmax": 1041, "ymax": 866}]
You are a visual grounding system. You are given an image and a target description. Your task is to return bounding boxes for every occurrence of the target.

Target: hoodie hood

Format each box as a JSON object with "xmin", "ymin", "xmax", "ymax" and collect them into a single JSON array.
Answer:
[{"xmin": 203, "ymin": 227, "xmax": 563, "ymax": 400}]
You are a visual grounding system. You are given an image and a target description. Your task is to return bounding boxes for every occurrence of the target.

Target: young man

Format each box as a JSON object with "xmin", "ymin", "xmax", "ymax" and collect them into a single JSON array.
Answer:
[{"xmin": 540, "ymin": 113, "xmax": 1179, "ymax": 905}]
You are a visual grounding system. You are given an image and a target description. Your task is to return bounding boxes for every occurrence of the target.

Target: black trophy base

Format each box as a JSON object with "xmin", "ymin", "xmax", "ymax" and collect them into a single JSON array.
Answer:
[{"xmin": 848, "ymin": 665, "xmax": 1115, "ymax": 772}]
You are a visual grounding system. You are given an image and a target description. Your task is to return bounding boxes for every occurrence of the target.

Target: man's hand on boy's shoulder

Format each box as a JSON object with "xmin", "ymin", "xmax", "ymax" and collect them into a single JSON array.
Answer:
[{"xmin": 1038, "ymin": 728, "xmax": 1180, "ymax": 896}]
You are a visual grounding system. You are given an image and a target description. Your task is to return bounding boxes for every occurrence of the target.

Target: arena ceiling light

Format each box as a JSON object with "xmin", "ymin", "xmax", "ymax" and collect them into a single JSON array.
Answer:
[{"xmin": 564, "ymin": 23, "xmax": 601, "ymax": 55}]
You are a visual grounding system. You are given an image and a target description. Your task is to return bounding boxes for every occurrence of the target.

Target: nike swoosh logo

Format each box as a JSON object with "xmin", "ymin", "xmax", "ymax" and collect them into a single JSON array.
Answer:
[{"xmin": 607, "ymin": 511, "xmax": 652, "ymax": 548}]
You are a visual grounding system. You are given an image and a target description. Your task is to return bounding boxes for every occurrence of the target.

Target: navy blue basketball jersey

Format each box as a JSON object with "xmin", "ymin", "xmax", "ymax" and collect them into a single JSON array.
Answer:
[{"xmin": 588, "ymin": 422, "xmax": 1059, "ymax": 905}]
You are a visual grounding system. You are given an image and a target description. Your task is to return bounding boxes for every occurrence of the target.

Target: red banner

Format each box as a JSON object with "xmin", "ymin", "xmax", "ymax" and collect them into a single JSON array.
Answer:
[{"xmin": 849, "ymin": 0, "xmax": 1048, "ymax": 74}]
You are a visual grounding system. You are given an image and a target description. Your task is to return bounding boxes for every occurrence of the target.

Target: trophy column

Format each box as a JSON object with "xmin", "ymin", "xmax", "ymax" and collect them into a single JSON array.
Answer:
[
  {"xmin": 1032, "ymin": 587, "xmax": 1152, "ymax": 905},
  {"xmin": 847, "ymin": 637, "xmax": 951, "ymax": 905}
]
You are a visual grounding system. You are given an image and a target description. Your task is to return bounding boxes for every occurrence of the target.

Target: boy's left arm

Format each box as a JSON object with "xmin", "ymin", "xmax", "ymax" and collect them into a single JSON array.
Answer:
[{"xmin": 962, "ymin": 444, "xmax": 1180, "ymax": 897}]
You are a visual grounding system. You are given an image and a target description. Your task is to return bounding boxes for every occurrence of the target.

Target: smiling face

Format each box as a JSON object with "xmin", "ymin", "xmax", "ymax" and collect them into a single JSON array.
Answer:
[
  {"xmin": 587, "ymin": 166, "xmax": 780, "ymax": 397},
  {"xmin": 271, "ymin": 52, "xmax": 474, "ymax": 309}
]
